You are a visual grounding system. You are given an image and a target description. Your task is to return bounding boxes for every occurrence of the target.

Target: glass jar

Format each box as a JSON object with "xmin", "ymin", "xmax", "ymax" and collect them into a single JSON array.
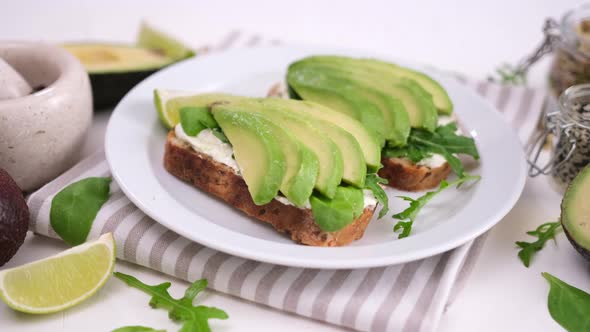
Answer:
[
  {"xmin": 529, "ymin": 84, "xmax": 590, "ymax": 191},
  {"xmin": 548, "ymin": 5, "xmax": 590, "ymax": 98},
  {"xmin": 504, "ymin": 5, "xmax": 590, "ymax": 95}
]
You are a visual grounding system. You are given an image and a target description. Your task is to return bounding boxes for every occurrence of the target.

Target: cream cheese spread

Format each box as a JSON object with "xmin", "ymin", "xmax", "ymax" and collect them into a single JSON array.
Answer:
[{"xmin": 174, "ymin": 125, "xmax": 239, "ymax": 173}]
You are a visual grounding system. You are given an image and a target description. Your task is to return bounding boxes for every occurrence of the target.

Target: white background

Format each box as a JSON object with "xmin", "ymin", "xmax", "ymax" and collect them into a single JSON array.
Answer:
[{"xmin": 1, "ymin": 0, "xmax": 587, "ymax": 331}]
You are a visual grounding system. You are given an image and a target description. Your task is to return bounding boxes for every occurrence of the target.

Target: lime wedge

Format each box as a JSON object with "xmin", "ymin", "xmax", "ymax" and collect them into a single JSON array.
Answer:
[
  {"xmin": 137, "ymin": 23, "xmax": 195, "ymax": 61},
  {"xmin": 0, "ymin": 233, "xmax": 116, "ymax": 314},
  {"xmin": 154, "ymin": 89, "xmax": 245, "ymax": 129},
  {"xmin": 154, "ymin": 89, "xmax": 193, "ymax": 128}
]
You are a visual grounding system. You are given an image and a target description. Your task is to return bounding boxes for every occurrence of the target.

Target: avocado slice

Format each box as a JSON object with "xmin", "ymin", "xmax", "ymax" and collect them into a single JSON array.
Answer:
[
  {"xmin": 229, "ymin": 98, "xmax": 366, "ymax": 188},
  {"xmin": 310, "ymin": 186, "xmax": 364, "ymax": 232},
  {"xmin": 561, "ymin": 166, "xmax": 590, "ymax": 260},
  {"xmin": 209, "ymin": 101, "xmax": 318, "ymax": 207},
  {"xmin": 288, "ymin": 63, "xmax": 410, "ymax": 146},
  {"xmin": 211, "ymin": 109, "xmax": 286, "ymax": 205},
  {"xmin": 287, "ymin": 67, "xmax": 387, "ymax": 145},
  {"xmin": 269, "ymin": 99, "xmax": 382, "ymax": 171},
  {"xmin": 298, "ymin": 56, "xmax": 453, "ymax": 114},
  {"xmin": 290, "ymin": 58, "xmax": 437, "ymax": 132},
  {"xmin": 215, "ymin": 101, "xmax": 344, "ymax": 198}
]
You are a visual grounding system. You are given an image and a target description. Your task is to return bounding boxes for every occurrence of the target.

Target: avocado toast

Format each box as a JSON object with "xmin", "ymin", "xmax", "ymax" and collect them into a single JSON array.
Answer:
[
  {"xmin": 284, "ymin": 56, "xmax": 479, "ymax": 191},
  {"xmin": 156, "ymin": 55, "xmax": 479, "ymax": 245},
  {"xmin": 156, "ymin": 91, "xmax": 383, "ymax": 246}
]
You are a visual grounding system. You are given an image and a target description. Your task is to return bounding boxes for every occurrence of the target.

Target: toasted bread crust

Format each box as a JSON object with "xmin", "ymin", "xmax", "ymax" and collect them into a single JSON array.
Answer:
[
  {"xmin": 378, "ymin": 157, "xmax": 451, "ymax": 191},
  {"xmin": 164, "ymin": 131, "xmax": 376, "ymax": 246}
]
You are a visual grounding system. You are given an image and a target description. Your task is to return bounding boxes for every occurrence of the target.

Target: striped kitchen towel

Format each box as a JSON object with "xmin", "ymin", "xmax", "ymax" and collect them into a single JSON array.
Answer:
[{"xmin": 27, "ymin": 32, "xmax": 546, "ymax": 332}]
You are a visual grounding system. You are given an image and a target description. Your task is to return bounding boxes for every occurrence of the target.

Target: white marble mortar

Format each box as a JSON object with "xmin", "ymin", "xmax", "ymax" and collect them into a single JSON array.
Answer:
[{"xmin": 0, "ymin": 42, "xmax": 92, "ymax": 191}]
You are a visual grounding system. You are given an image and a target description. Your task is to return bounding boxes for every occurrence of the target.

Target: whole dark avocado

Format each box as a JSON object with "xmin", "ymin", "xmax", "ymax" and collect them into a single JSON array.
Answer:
[{"xmin": 0, "ymin": 167, "xmax": 29, "ymax": 266}]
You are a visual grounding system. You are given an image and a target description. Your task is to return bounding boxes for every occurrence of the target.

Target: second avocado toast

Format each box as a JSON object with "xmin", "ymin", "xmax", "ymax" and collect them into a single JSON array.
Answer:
[
  {"xmin": 156, "ymin": 55, "xmax": 480, "ymax": 246},
  {"xmin": 286, "ymin": 56, "xmax": 479, "ymax": 191}
]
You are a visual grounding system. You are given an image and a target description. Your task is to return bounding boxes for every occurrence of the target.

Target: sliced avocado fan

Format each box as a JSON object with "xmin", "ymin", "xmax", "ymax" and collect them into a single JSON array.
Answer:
[
  {"xmin": 297, "ymin": 55, "xmax": 453, "ymax": 114},
  {"xmin": 287, "ymin": 56, "xmax": 447, "ymax": 148}
]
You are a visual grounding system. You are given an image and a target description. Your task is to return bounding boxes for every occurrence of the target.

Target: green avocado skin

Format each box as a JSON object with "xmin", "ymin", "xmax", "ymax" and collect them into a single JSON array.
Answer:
[
  {"xmin": 0, "ymin": 168, "xmax": 29, "ymax": 266},
  {"xmin": 561, "ymin": 165, "xmax": 590, "ymax": 261}
]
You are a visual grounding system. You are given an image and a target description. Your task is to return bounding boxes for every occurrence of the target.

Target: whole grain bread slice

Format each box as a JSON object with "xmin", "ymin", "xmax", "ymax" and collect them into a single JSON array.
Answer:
[
  {"xmin": 378, "ymin": 157, "xmax": 451, "ymax": 191},
  {"xmin": 164, "ymin": 131, "xmax": 376, "ymax": 247}
]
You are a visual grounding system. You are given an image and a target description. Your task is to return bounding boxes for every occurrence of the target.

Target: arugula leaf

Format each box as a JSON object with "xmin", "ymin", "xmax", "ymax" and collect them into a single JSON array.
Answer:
[
  {"xmin": 179, "ymin": 106, "xmax": 219, "ymax": 136},
  {"xmin": 50, "ymin": 177, "xmax": 111, "ymax": 246},
  {"xmin": 516, "ymin": 221, "xmax": 562, "ymax": 267},
  {"xmin": 112, "ymin": 326, "xmax": 165, "ymax": 332},
  {"xmin": 488, "ymin": 63, "xmax": 527, "ymax": 85},
  {"xmin": 114, "ymin": 272, "xmax": 228, "ymax": 332},
  {"xmin": 543, "ymin": 272, "xmax": 590, "ymax": 332},
  {"xmin": 383, "ymin": 144, "xmax": 431, "ymax": 163},
  {"xmin": 383, "ymin": 123, "xmax": 479, "ymax": 178},
  {"xmin": 364, "ymin": 173, "xmax": 389, "ymax": 218},
  {"xmin": 392, "ymin": 175, "xmax": 481, "ymax": 238}
]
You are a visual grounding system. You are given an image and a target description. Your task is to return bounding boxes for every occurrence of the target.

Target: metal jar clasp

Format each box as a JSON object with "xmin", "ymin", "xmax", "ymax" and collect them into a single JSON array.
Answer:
[{"xmin": 527, "ymin": 111, "xmax": 577, "ymax": 177}]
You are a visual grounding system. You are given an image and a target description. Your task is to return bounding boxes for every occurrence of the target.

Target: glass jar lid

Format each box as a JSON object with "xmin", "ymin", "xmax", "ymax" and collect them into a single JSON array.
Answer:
[{"xmin": 559, "ymin": 83, "xmax": 590, "ymax": 128}]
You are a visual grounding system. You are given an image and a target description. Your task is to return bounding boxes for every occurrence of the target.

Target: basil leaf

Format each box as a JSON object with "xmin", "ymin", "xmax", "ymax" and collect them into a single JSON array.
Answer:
[
  {"xmin": 364, "ymin": 173, "xmax": 389, "ymax": 218},
  {"xmin": 543, "ymin": 272, "xmax": 590, "ymax": 332},
  {"xmin": 114, "ymin": 272, "xmax": 228, "ymax": 332},
  {"xmin": 50, "ymin": 177, "xmax": 111, "ymax": 246},
  {"xmin": 112, "ymin": 326, "xmax": 165, "ymax": 332},
  {"xmin": 310, "ymin": 189, "xmax": 355, "ymax": 232},
  {"xmin": 179, "ymin": 106, "xmax": 219, "ymax": 136},
  {"xmin": 516, "ymin": 221, "xmax": 562, "ymax": 267}
]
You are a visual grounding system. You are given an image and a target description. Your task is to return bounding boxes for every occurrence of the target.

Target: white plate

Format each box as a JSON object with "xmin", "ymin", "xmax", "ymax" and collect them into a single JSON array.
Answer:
[{"xmin": 105, "ymin": 46, "xmax": 526, "ymax": 269}]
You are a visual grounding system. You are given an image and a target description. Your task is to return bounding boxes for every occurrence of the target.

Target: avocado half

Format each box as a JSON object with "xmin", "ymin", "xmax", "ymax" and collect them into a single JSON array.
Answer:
[
  {"xmin": 561, "ymin": 165, "xmax": 590, "ymax": 261},
  {"xmin": 63, "ymin": 43, "xmax": 172, "ymax": 109},
  {"xmin": 64, "ymin": 24, "xmax": 195, "ymax": 109}
]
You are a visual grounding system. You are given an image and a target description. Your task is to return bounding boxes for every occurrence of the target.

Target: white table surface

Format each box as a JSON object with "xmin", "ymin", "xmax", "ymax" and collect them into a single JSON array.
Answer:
[{"xmin": 1, "ymin": 0, "xmax": 586, "ymax": 331}]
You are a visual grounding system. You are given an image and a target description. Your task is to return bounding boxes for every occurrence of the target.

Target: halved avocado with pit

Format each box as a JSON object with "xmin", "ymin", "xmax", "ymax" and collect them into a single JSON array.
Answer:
[
  {"xmin": 64, "ymin": 24, "xmax": 195, "ymax": 109},
  {"xmin": 64, "ymin": 44, "xmax": 175, "ymax": 109},
  {"xmin": 561, "ymin": 165, "xmax": 590, "ymax": 261}
]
